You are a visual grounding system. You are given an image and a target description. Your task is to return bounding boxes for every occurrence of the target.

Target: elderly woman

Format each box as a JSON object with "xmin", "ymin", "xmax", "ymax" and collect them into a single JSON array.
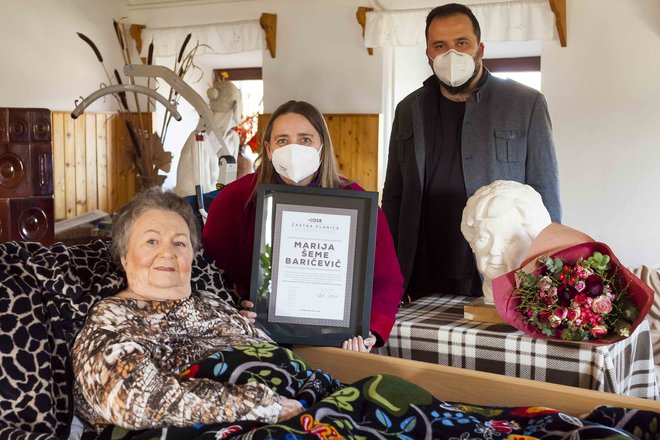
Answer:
[{"xmin": 72, "ymin": 188, "xmax": 304, "ymax": 430}]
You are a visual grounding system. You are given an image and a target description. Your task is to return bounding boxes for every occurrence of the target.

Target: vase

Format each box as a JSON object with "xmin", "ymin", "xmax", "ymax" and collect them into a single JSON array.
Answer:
[{"xmin": 137, "ymin": 174, "xmax": 167, "ymax": 192}]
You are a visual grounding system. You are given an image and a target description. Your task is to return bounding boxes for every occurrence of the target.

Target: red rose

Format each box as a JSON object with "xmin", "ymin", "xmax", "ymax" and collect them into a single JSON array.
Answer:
[
  {"xmin": 591, "ymin": 324, "xmax": 608, "ymax": 338},
  {"xmin": 555, "ymin": 307, "xmax": 568, "ymax": 320},
  {"xmin": 566, "ymin": 307, "xmax": 580, "ymax": 321}
]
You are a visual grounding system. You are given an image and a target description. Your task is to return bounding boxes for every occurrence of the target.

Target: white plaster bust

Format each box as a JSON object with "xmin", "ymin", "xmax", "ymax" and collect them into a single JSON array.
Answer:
[
  {"xmin": 174, "ymin": 80, "xmax": 242, "ymax": 196},
  {"xmin": 461, "ymin": 180, "xmax": 551, "ymax": 304}
]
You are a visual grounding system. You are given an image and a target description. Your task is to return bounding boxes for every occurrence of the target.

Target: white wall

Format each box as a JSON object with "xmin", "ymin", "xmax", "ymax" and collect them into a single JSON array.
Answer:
[
  {"xmin": 542, "ymin": 0, "xmax": 660, "ymax": 267},
  {"xmin": 385, "ymin": 0, "xmax": 660, "ymax": 267},
  {"xmin": 128, "ymin": 0, "xmax": 382, "ymax": 114},
  {"xmin": 3, "ymin": 0, "xmax": 659, "ymax": 267},
  {"xmin": 0, "ymin": 0, "xmax": 128, "ymax": 111},
  {"xmin": 260, "ymin": 0, "xmax": 382, "ymax": 114},
  {"xmin": 128, "ymin": 0, "xmax": 381, "ymax": 190}
]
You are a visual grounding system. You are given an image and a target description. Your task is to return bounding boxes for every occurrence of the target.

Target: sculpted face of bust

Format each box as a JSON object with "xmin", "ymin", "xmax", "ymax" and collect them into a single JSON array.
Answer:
[
  {"xmin": 462, "ymin": 181, "xmax": 551, "ymax": 304},
  {"xmin": 471, "ymin": 198, "xmax": 534, "ymax": 280}
]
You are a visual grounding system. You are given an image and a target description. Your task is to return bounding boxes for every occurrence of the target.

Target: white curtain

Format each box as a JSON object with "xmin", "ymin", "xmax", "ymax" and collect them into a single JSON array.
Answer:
[
  {"xmin": 364, "ymin": 0, "xmax": 556, "ymax": 48},
  {"xmin": 139, "ymin": 19, "xmax": 266, "ymax": 57}
]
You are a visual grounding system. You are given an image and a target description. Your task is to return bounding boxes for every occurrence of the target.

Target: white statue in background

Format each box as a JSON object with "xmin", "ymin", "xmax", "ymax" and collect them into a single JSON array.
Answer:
[
  {"xmin": 461, "ymin": 180, "xmax": 551, "ymax": 305},
  {"xmin": 174, "ymin": 80, "xmax": 242, "ymax": 196}
]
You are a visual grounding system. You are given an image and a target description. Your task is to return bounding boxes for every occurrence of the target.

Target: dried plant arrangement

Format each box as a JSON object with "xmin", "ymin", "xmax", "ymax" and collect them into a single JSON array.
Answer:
[{"xmin": 76, "ymin": 19, "xmax": 206, "ymax": 184}]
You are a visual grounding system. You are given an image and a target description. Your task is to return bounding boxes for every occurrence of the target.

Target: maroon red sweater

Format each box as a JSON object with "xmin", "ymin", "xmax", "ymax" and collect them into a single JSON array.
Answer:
[{"xmin": 202, "ymin": 173, "xmax": 403, "ymax": 344}]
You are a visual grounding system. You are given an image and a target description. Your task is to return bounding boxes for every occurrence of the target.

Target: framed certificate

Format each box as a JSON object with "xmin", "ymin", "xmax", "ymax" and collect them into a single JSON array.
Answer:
[{"xmin": 249, "ymin": 184, "xmax": 378, "ymax": 346}]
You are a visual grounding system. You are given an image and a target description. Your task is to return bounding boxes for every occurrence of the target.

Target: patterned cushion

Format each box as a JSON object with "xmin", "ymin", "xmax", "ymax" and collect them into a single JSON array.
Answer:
[{"xmin": 0, "ymin": 240, "xmax": 237, "ymax": 439}]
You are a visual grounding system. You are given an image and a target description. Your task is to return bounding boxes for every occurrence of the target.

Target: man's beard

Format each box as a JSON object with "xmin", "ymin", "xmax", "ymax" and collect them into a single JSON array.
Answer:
[{"xmin": 440, "ymin": 64, "xmax": 481, "ymax": 95}]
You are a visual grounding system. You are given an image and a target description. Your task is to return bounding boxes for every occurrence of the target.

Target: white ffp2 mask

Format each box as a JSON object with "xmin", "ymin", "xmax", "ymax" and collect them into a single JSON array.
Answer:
[
  {"xmin": 430, "ymin": 49, "xmax": 477, "ymax": 87},
  {"xmin": 271, "ymin": 144, "xmax": 321, "ymax": 183}
]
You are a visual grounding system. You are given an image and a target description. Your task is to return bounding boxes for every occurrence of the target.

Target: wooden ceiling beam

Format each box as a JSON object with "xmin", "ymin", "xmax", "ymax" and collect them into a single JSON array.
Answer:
[
  {"xmin": 260, "ymin": 13, "xmax": 277, "ymax": 58},
  {"xmin": 548, "ymin": 0, "xmax": 567, "ymax": 47},
  {"xmin": 356, "ymin": 6, "xmax": 374, "ymax": 55}
]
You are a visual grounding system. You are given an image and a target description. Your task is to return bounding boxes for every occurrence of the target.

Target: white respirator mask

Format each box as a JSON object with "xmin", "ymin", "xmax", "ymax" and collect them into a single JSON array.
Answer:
[
  {"xmin": 430, "ymin": 48, "xmax": 478, "ymax": 87},
  {"xmin": 271, "ymin": 144, "xmax": 321, "ymax": 183}
]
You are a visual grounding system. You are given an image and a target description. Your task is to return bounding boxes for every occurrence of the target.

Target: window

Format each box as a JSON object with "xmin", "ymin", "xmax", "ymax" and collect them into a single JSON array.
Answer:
[
  {"xmin": 483, "ymin": 56, "xmax": 541, "ymax": 91},
  {"xmin": 213, "ymin": 68, "xmax": 264, "ymax": 116}
]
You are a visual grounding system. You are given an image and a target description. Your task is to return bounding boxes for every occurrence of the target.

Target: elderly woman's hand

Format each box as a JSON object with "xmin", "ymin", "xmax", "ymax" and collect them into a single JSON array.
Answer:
[
  {"xmin": 341, "ymin": 332, "xmax": 376, "ymax": 353},
  {"xmin": 277, "ymin": 398, "xmax": 304, "ymax": 422},
  {"xmin": 239, "ymin": 300, "xmax": 257, "ymax": 323}
]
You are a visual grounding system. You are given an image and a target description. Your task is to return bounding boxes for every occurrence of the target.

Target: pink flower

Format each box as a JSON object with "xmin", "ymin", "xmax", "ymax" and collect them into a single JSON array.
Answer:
[
  {"xmin": 548, "ymin": 315, "xmax": 562, "ymax": 328},
  {"xmin": 566, "ymin": 307, "xmax": 581, "ymax": 321},
  {"xmin": 591, "ymin": 325, "xmax": 608, "ymax": 338},
  {"xmin": 537, "ymin": 276, "xmax": 552, "ymax": 292},
  {"xmin": 591, "ymin": 295, "xmax": 613, "ymax": 314},
  {"xmin": 554, "ymin": 307, "xmax": 567, "ymax": 320},
  {"xmin": 574, "ymin": 280, "xmax": 586, "ymax": 292}
]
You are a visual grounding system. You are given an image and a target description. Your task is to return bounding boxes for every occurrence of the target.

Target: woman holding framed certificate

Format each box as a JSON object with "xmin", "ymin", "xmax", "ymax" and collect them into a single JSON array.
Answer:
[{"xmin": 202, "ymin": 100, "xmax": 403, "ymax": 351}]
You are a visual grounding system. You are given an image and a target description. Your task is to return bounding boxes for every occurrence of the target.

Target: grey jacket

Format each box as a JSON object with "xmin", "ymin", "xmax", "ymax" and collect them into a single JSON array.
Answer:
[{"xmin": 382, "ymin": 72, "xmax": 561, "ymax": 287}]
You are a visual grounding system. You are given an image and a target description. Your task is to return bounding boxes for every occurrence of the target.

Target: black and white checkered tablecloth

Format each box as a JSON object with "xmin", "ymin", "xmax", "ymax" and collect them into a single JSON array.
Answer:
[{"xmin": 376, "ymin": 294, "xmax": 659, "ymax": 400}]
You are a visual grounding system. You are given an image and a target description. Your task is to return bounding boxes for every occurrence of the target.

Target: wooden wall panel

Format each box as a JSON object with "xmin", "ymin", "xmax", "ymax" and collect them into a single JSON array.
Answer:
[
  {"xmin": 63, "ymin": 115, "xmax": 76, "ymax": 219},
  {"xmin": 52, "ymin": 111, "xmax": 373, "ymax": 221},
  {"xmin": 105, "ymin": 114, "xmax": 115, "ymax": 214},
  {"xmin": 96, "ymin": 115, "xmax": 108, "ymax": 212},
  {"xmin": 74, "ymin": 116, "xmax": 87, "ymax": 216},
  {"xmin": 257, "ymin": 113, "xmax": 379, "ymax": 191},
  {"xmin": 51, "ymin": 113, "xmax": 66, "ymax": 220},
  {"xmin": 51, "ymin": 111, "xmax": 147, "ymax": 221},
  {"xmin": 85, "ymin": 115, "xmax": 98, "ymax": 212}
]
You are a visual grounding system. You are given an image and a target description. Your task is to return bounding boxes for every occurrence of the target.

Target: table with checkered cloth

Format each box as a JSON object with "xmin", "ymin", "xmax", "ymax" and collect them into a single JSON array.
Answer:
[{"xmin": 375, "ymin": 294, "xmax": 659, "ymax": 400}]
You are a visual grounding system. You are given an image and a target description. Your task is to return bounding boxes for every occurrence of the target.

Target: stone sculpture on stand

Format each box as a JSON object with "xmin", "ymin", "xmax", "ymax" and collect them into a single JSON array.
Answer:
[
  {"xmin": 460, "ymin": 180, "xmax": 551, "ymax": 321},
  {"xmin": 174, "ymin": 80, "xmax": 242, "ymax": 196}
]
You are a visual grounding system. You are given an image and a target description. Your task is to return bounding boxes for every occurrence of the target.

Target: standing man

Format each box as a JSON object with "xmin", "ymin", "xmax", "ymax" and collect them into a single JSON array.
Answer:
[{"xmin": 382, "ymin": 3, "xmax": 561, "ymax": 302}]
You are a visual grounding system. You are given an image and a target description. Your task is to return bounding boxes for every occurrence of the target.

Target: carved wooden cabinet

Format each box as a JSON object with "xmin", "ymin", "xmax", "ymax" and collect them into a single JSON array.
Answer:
[{"xmin": 0, "ymin": 108, "xmax": 54, "ymax": 245}]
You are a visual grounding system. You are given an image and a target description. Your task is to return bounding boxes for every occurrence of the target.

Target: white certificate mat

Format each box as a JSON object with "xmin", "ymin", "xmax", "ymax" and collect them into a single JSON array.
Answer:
[{"xmin": 269, "ymin": 204, "xmax": 357, "ymax": 326}]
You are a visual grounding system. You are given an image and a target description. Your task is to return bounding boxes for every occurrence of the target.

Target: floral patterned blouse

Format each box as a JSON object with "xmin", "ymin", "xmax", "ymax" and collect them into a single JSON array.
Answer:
[{"xmin": 72, "ymin": 290, "xmax": 282, "ymax": 430}]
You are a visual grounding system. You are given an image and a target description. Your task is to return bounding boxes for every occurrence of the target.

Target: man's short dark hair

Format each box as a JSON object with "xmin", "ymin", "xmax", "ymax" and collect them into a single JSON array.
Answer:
[{"xmin": 425, "ymin": 3, "xmax": 481, "ymax": 42}]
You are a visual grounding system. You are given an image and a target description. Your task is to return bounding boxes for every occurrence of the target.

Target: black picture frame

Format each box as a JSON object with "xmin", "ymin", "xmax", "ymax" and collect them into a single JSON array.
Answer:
[{"xmin": 249, "ymin": 184, "xmax": 378, "ymax": 346}]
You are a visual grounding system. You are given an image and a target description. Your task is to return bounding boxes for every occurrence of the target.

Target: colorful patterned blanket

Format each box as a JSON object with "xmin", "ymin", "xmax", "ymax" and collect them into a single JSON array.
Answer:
[{"xmin": 85, "ymin": 343, "xmax": 657, "ymax": 440}]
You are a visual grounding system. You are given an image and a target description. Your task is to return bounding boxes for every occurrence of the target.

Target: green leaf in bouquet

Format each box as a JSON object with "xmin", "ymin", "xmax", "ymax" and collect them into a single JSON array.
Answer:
[
  {"xmin": 541, "ymin": 327, "xmax": 554, "ymax": 337},
  {"xmin": 561, "ymin": 327, "xmax": 589, "ymax": 341},
  {"xmin": 543, "ymin": 256, "xmax": 554, "ymax": 268},
  {"xmin": 587, "ymin": 252, "xmax": 611, "ymax": 271},
  {"xmin": 541, "ymin": 256, "xmax": 563, "ymax": 274},
  {"xmin": 552, "ymin": 257, "xmax": 564, "ymax": 272},
  {"xmin": 530, "ymin": 316, "xmax": 541, "ymax": 327},
  {"xmin": 517, "ymin": 270, "xmax": 538, "ymax": 289}
]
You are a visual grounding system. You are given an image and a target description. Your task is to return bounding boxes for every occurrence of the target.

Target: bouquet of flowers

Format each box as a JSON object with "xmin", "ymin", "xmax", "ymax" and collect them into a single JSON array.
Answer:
[
  {"xmin": 493, "ymin": 235, "xmax": 653, "ymax": 345},
  {"xmin": 515, "ymin": 250, "xmax": 638, "ymax": 341}
]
